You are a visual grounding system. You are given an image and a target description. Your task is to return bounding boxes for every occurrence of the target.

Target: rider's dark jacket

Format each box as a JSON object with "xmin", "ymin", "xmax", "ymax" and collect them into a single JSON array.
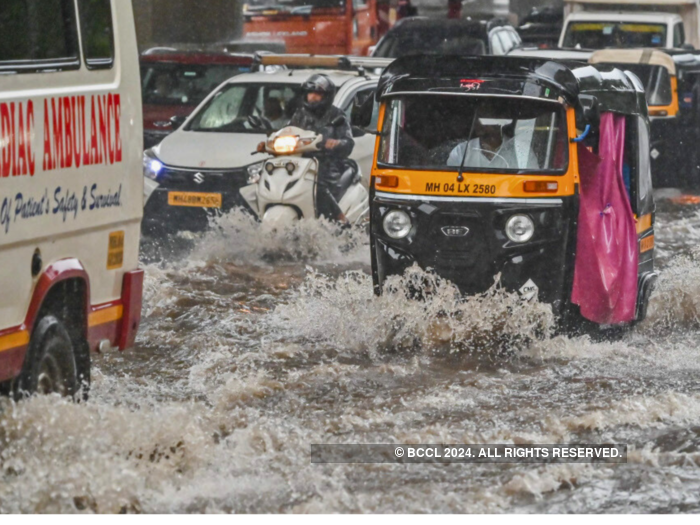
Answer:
[
  {"xmin": 289, "ymin": 104, "xmax": 355, "ymax": 164},
  {"xmin": 288, "ymin": 104, "xmax": 355, "ymax": 218}
]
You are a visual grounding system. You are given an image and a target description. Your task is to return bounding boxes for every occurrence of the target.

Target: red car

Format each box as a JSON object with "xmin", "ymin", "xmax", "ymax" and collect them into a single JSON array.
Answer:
[{"xmin": 140, "ymin": 49, "xmax": 254, "ymax": 148}]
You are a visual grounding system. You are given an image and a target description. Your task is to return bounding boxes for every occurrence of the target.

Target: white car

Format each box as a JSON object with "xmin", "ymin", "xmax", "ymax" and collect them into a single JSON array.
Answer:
[
  {"xmin": 560, "ymin": 11, "xmax": 687, "ymax": 49},
  {"xmin": 143, "ymin": 57, "xmax": 386, "ymax": 234}
]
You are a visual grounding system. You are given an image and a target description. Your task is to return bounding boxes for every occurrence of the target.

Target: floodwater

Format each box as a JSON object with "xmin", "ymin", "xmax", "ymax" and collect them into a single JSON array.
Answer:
[{"xmin": 2, "ymin": 195, "xmax": 700, "ymax": 513}]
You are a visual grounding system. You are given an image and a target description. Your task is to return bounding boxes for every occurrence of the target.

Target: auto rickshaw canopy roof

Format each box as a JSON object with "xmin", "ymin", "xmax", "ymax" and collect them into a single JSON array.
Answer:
[
  {"xmin": 589, "ymin": 49, "xmax": 677, "ymax": 75},
  {"xmin": 376, "ymin": 55, "xmax": 647, "ymax": 116}
]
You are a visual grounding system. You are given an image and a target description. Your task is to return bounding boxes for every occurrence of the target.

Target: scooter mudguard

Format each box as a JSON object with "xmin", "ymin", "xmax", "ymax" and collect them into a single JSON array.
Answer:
[
  {"xmin": 262, "ymin": 205, "xmax": 299, "ymax": 227},
  {"xmin": 338, "ymin": 184, "xmax": 370, "ymax": 224},
  {"xmin": 240, "ymin": 184, "xmax": 259, "ymax": 216}
]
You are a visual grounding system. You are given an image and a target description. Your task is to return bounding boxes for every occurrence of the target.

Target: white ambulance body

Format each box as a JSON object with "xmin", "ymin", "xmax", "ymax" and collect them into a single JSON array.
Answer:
[{"xmin": 0, "ymin": 0, "xmax": 143, "ymax": 397}]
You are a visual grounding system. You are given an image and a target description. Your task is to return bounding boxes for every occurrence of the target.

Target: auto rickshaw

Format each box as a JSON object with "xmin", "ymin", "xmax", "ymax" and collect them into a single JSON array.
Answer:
[
  {"xmin": 368, "ymin": 55, "xmax": 657, "ymax": 329},
  {"xmin": 589, "ymin": 49, "xmax": 689, "ymax": 188}
]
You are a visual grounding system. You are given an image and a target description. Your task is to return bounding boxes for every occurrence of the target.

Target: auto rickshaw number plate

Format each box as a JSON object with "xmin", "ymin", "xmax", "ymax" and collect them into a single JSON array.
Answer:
[{"xmin": 168, "ymin": 192, "xmax": 222, "ymax": 208}]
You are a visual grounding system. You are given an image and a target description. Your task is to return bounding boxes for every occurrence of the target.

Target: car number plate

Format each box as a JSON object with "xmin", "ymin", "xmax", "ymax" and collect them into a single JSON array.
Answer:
[{"xmin": 168, "ymin": 192, "xmax": 222, "ymax": 208}]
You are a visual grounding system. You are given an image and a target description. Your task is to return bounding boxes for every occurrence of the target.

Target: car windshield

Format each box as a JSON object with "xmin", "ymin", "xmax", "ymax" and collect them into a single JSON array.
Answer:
[
  {"xmin": 373, "ymin": 27, "xmax": 486, "ymax": 58},
  {"xmin": 187, "ymin": 82, "xmax": 302, "ymax": 133},
  {"xmin": 141, "ymin": 63, "xmax": 252, "ymax": 107},
  {"xmin": 378, "ymin": 96, "xmax": 569, "ymax": 173},
  {"xmin": 563, "ymin": 22, "xmax": 667, "ymax": 49}
]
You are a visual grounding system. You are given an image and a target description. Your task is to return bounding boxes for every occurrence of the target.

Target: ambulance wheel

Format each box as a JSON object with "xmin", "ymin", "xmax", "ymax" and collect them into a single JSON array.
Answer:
[{"xmin": 14, "ymin": 316, "xmax": 79, "ymax": 400}]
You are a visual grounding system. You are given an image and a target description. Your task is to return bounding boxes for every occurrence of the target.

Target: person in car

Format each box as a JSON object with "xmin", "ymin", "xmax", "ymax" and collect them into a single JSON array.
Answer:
[{"xmin": 263, "ymin": 96, "xmax": 288, "ymax": 130}]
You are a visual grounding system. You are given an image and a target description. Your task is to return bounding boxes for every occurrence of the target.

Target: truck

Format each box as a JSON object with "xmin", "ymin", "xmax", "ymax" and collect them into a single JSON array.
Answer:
[
  {"xmin": 561, "ymin": 0, "xmax": 700, "ymax": 48},
  {"xmin": 0, "ymin": 0, "xmax": 144, "ymax": 399},
  {"xmin": 242, "ymin": 0, "xmax": 389, "ymax": 55}
]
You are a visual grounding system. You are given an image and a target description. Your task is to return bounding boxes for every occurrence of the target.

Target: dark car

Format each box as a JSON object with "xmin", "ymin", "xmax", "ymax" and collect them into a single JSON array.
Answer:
[
  {"xmin": 371, "ymin": 17, "xmax": 521, "ymax": 58},
  {"xmin": 517, "ymin": 5, "xmax": 563, "ymax": 49},
  {"xmin": 140, "ymin": 49, "xmax": 254, "ymax": 148}
]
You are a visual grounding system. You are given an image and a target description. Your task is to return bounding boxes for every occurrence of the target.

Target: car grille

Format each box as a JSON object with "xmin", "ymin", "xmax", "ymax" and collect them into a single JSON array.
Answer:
[{"xmin": 158, "ymin": 166, "xmax": 248, "ymax": 192}]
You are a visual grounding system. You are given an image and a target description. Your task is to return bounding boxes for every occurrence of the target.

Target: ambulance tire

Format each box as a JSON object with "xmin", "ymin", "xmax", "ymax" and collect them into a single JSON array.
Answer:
[{"xmin": 13, "ymin": 315, "xmax": 79, "ymax": 400}]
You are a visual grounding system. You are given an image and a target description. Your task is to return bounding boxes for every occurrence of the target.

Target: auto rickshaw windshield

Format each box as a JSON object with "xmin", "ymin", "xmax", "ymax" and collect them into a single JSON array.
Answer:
[
  {"xmin": 616, "ymin": 64, "xmax": 672, "ymax": 107},
  {"xmin": 378, "ymin": 96, "xmax": 569, "ymax": 173}
]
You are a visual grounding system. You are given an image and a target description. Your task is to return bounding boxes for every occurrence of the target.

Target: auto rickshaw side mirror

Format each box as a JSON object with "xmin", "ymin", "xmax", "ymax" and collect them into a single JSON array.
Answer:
[{"xmin": 578, "ymin": 95, "xmax": 600, "ymax": 125}]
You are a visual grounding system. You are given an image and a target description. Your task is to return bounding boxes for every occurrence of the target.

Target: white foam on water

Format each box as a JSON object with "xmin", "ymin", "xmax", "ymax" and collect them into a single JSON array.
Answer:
[
  {"xmin": 646, "ymin": 246, "xmax": 700, "ymax": 331},
  {"xmin": 563, "ymin": 392, "xmax": 700, "ymax": 432},
  {"xmin": 267, "ymin": 265, "xmax": 555, "ymax": 356},
  {"xmin": 194, "ymin": 208, "xmax": 370, "ymax": 267}
]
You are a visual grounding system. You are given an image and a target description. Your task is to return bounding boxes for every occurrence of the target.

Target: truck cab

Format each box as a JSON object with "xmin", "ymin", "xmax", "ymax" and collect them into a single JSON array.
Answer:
[
  {"xmin": 561, "ymin": 0, "xmax": 700, "ymax": 49},
  {"xmin": 560, "ymin": 11, "xmax": 686, "ymax": 49}
]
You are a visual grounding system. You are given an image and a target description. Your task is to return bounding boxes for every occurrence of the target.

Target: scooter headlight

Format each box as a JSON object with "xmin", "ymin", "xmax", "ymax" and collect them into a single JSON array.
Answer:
[
  {"xmin": 247, "ymin": 161, "xmax": 264, "ymax": 184},
  {"xmin": 383, "ymin": 209, "xmax": 412, "ymax": 239},
  {"xmin": 143, "ymin": 149, "xmax": 163, "ymax": 181},
  {"xmin": 273, "ymin": 135, "xmax": 298, "ymax": 153},
  {"xmin": 505, "ymin": 214, "xmax": 535, "ymax": 243}
]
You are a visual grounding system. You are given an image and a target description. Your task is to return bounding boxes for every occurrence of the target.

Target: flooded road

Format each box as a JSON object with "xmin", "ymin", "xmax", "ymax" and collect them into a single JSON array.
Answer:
[{"xmin": 2, "ymin": 197, "xmax": 700, "ymax": 513}]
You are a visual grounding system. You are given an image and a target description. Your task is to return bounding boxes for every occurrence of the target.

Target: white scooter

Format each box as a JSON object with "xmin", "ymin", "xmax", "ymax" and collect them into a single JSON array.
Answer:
[{"xmin": 240, "ymin": 123, "xmax": 369, "ymax": 227}]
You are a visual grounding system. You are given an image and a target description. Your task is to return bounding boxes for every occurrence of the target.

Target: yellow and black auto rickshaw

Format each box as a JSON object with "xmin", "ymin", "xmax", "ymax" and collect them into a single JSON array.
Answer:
[{"xmin": 369, "ymin": 56, "xmax": 657, "ymax": 329}]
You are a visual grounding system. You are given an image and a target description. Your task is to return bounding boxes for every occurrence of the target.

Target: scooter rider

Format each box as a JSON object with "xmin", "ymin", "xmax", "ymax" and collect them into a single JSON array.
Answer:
[{"xmin": 259, "ymin": 74, "xmax": 355, "ymax": 223}]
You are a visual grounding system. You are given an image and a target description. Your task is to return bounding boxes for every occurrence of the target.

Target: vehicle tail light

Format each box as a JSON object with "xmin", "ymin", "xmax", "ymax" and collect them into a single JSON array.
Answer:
[
  {"xmin": 375, "ymin": 175, "xmax": 399, "ymax": 188},
  {"xmin": 649, "ymin": 108, "xmax": 668, "ymax": 117},
  {"xmin": 524, "ymin": 181, "xmax": 558, "ymax": 193}
]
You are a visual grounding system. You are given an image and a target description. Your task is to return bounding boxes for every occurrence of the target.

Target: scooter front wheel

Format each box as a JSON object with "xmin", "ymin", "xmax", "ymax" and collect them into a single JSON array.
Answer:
[{"xmin": 262, "ymin": 205, "xmax": 300, "ymax": 227}]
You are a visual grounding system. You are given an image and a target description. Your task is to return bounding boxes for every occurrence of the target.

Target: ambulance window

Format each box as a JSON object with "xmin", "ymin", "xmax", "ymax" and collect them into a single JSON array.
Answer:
[
  {"xmin": 78, "ymin": 0, "xmax": 114, "ymax": 69},
  {"xmin": 0, "ymin": 0, "xmax": 79, "ymax": 73}
]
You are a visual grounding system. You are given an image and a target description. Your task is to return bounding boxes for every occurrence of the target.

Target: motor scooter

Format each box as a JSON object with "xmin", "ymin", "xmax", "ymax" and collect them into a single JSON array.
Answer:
[{"xmin": 240, "ymin": 121, "xmax": 369, "ymax": 226}]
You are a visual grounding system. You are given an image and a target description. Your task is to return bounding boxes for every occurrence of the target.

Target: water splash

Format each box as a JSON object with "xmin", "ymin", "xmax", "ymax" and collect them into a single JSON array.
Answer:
[{"xmin": 268, "ymin": 265, "xmax": 555, "ymax": 355}]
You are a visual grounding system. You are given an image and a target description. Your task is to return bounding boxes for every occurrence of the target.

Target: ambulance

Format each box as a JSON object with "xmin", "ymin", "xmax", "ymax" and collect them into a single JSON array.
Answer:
[{"xmin": 0, "ymin": 0, "xmax": 144, "ymax": 399}]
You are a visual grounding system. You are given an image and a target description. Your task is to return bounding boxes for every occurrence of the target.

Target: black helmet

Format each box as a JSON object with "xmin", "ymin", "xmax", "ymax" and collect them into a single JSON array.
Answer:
[{"xmin": 301, "ymin": 74, "xmax": 335, "ymax": 114}]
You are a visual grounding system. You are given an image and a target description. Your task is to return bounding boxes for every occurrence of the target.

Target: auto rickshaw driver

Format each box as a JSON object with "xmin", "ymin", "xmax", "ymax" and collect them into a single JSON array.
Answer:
[{"xmin": 446, "ymin": 118, "xmax": 540, "ymax": 170}]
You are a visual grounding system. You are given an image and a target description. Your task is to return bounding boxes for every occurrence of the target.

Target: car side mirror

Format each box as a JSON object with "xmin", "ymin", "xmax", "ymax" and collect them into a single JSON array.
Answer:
[
  {"xmin": 351, "ymin": 93, "xmax": 374, "ymax": 129},
  {"xmin": 170, "ymin": 115, "xmax": 187, "ymax": 129}
]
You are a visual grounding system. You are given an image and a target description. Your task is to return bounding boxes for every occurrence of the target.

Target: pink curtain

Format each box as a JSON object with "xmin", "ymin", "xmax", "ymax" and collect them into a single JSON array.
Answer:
[{"xmin": 571, "ymin": 113, "xmax": 638, "ymax": 325}]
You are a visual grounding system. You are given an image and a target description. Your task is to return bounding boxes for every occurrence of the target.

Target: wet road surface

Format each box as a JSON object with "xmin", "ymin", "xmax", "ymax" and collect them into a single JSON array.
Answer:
[{"xmin": 2, "ymin": 195, "xmax": 700, "ymax": 513}]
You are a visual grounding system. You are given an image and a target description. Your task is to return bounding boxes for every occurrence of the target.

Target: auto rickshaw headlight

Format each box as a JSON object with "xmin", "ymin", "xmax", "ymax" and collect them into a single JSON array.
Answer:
[
  {"xmin": 505, "ymin": 215, "xmax": 535, "ymax": 243},
  {"xmin": 383, "ymin": 210, "xmax": 412, "ymax": 239}
]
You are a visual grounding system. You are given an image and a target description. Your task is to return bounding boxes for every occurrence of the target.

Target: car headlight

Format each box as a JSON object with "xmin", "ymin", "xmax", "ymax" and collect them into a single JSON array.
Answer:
[
  {"xmin": 383, "ymin": 209, "xmax": 412, "ymax": 239},
  {"xmin": 247, "ymin": 161, "xmax": 264, "ymax": 184},
  {"xmin": 505, "ymin": 214, "xmax": 535, "ymax": 243},
  {"xmin": 143, "ymin": 149, "xmax": 163, "ymax": 181}
]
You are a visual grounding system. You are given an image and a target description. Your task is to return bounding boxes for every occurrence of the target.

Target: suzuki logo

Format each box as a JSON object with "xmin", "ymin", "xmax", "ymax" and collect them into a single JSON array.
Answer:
[
  {"xmin": 193, "ymin": 172, "xmax": 205, "ymax": 184},
  {"xmin": 441, "ymin": 226, "xmax": 470, "ymax": 237}
]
